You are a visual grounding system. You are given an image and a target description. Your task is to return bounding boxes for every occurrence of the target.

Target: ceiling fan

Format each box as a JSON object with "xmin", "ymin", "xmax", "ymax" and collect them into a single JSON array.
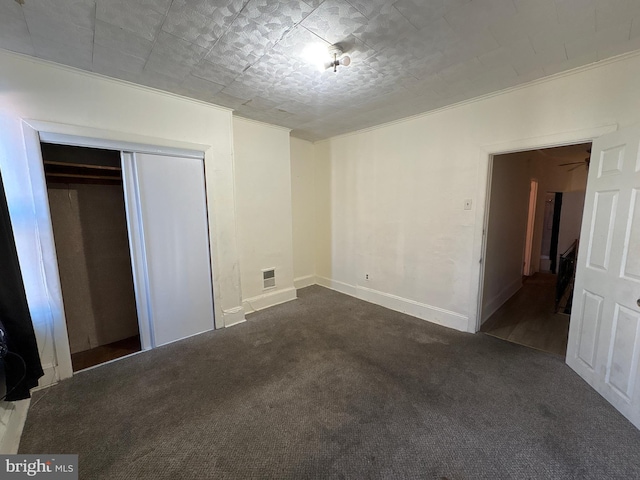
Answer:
[{"xmin": 558, "ymin": 149, "xmax": 591, "ymax": 172}]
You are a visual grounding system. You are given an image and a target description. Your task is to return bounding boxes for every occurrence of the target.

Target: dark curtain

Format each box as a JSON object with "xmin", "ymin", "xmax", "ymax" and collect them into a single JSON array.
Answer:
[{"xmin": 0, "ymin": 170, "xmax": 44, "ymax": 400}]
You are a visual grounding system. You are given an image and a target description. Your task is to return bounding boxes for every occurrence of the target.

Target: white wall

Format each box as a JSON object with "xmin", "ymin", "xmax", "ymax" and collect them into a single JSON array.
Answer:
[
  {"xmin": 290, "ymin": 137, "xmax": 316, "ymax": 288},
  {"xmin": 233, "ymin": 117, "xmax": 296, "ymax": 312},
  {"xmin": 314, "ymin": 51, "xmax": 640, "ymax": 333},
  {"xmin": 481, "ymin": 152, "xmax": 530, "ymax": 322},
  {"xmin": 0, "ymin": 51, "xmax": 244, "ymax": 390},
  {"xmin": 557, "ymin": 191, "xmax": 586, "ymax": 261}
]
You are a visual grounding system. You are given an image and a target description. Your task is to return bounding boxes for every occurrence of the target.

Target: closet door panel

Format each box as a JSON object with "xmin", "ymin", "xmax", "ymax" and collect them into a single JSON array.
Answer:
[{"xmin": 131, "ymin": 153, "xmax": 214, "ymax": 347}]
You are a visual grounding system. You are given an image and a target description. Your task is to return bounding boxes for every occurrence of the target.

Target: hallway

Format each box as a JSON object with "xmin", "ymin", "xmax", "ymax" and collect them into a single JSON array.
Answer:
[{"xmin": 481, "ymin": 273, "xmax": 570, "ymax": 356}]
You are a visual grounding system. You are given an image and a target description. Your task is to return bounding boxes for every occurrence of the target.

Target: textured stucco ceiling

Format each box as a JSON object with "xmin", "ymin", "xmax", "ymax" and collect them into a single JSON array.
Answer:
[{"xmin": 2, "ymin": 0, "xmax": 640, "ymax": 141}]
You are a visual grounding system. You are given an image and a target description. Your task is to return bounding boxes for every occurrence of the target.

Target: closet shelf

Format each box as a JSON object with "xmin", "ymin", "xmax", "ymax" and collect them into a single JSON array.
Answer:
[
  {"xmin": 43, "ymin": 160, "xmax": 121, "ymax": 171},
  {"xmin": 45, "ymin": 172, "xmax": 122, "ymax": 181}
]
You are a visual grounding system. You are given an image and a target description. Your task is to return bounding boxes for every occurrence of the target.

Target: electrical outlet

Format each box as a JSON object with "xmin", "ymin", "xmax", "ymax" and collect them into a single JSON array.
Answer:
[
  {"xmin": 365, "ymin": 274, "xmax": 369, "ymax": 281},
  {"xmin": 464, "ymin": 199, "xmax": 472, "ymax": 210}
]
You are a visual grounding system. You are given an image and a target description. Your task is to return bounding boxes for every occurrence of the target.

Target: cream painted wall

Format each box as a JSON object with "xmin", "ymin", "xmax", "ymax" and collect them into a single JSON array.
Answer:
[
  {"xmin": 290, "ymin": 137, "xmax": 316, "ymax": 288},
  {"xmin": 314, "ymin": 140, "xmax": 333, "ymax": 284},
  {"xmin": 314, "ymin": 52, "xmax": 640, "ymax": 333},
  {"xmin": 0, "ymin": 51, "xmax": 244, "ymax": 392},
  {"xmin": 481, "ymin": 152, "xmax": 530, "ymax": 322},
  {"xmin": 233, "ymin": 117, "xmax": 296, "ymax": 312}
]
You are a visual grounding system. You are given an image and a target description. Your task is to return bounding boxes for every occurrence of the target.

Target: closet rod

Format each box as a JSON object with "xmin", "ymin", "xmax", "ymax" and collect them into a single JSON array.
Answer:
[{"xmin": 43, "ymin": 160, "xmax": 121, "ymax": 171}]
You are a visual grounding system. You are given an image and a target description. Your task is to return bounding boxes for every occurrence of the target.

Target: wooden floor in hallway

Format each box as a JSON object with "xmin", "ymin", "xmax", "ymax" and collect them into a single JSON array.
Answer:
[{"xmin": 481, "ymin": 273, "xmax": 570, "ymax": 356}]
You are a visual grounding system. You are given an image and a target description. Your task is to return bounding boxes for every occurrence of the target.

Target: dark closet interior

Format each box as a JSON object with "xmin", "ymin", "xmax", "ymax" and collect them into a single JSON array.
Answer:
[{"xmin": 42, "ymin": 143, "xmax": 141, "ymax": 371}]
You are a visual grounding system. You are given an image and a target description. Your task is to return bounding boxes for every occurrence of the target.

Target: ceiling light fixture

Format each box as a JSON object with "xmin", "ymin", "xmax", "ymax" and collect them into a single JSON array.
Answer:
[
  {"xmin": 303, "ymin": 43, "xmax": 351, "ymax": 73},
  {"xmin": 303, "ymin": 43, "xmax": 329, "ymax": 71},
  {"xmin": 327, "ymin": 44, "xmax": 350, "ymax": 73}
]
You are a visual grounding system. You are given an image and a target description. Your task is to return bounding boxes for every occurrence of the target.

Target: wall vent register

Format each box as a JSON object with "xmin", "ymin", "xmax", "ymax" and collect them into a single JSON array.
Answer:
[{"xmin": 263, "ymin": 269, "xmax": 276, "ymax": 289}]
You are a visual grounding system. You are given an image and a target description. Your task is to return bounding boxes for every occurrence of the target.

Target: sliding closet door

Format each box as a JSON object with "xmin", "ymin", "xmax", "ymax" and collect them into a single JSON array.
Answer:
[{"xmin": 122, "ymin": 152, "xmax": 214, "ymax": 347}]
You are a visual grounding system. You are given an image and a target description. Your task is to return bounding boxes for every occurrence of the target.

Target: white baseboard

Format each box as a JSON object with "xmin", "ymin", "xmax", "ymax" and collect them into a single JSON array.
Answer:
[
  {"xmin": 482, "ymin": 277, "xmax": 523, "ymax": 323},
  {"xmin": 243, "ymin": 287, "xmax": 297, "ymax": 314},
  {"xmin": 223, "ymin": 306, "xmax": 246, "ymax": 328},
  {"xmin": 316, "ymin": 276, "xmax": 358, "ymax": 297},
  {"xmin": 29, "ymin": 364, "xmax": 60, "ymax": 393},
  {"xmin": 356, "ymin": 285, "xmax": 469, "ymax": 332},
  {"xmin": 316, "ymin": 276, "xmax": 468, "ymax": 332},
  {"xmin": 36, "ymin": 364, "xmax": 58, "ymax": 390},
  {"xmin": 294, "ymin": 275, "xmax": 316, "ymax": 289},
  {"xmin": 0, "ymin": 399, "xmax": 31, "ymax": 454}
]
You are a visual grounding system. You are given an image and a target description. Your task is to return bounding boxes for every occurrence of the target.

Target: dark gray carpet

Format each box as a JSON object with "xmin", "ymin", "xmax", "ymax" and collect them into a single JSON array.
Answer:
[{"xmin": 20, "ymin": 286, "xmax": 640, "ymax": 479}]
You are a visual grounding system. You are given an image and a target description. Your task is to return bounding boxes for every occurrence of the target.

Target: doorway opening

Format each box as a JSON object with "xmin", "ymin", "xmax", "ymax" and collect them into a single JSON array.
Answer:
[
  {"xmin": 479, "ymin": 142, "xmax": 591, "ymax": 356},
  {"xmin": 42, "ymin": 143, "xmax": 141, "ymax": 371}
]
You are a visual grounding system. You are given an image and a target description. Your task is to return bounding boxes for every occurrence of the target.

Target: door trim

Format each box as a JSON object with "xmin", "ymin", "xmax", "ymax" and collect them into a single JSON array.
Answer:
[
  {"xmin": 31, "ymin": 120, "xmax": 208, "ymax": 159},
  {"xmin": 40, "ymin": 131, "xmax": 205, "ymax": 160},
  {"xmin": 523, "ymin": 179, "xmax": 539, "ymax": 276}
]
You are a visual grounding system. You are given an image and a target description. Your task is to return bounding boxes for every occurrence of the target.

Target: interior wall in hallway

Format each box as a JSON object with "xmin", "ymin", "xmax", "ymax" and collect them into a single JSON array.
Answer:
[
  {"xmin": 557, "ymin": 191, "xmax": 586, "ymax": 264},
  {"xmin": 481, "ymin": 152, "xmax": 531, "ymax": 323}
]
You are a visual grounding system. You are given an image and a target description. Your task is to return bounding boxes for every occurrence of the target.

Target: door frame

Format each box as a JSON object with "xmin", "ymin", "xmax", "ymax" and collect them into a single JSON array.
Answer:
[
  {"xmin": 20, "ymin": 119, "xmax": 210, "ymax": 382},
  {"xmin": 523, "ymin": 178, "xmax": 539, "ymax": 276},
  {"xmin": 471, "ymin": 125, "xmax": 618, "ymax": 334}
]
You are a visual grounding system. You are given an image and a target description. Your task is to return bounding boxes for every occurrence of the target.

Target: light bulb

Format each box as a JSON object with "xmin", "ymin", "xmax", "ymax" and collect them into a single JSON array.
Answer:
[
  {"xmin": 303, "ymin": 43, "xmax": 329, "ymax": 72},
  {"xmin": 340, "ymin": 55, "xmax": 351, "ymax": 67}
]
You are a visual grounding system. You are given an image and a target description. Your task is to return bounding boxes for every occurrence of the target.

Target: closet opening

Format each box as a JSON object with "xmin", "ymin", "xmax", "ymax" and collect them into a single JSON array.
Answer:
[{"xmin": 42, "ymin": 143, "xmax": 141, "ymax": 371}]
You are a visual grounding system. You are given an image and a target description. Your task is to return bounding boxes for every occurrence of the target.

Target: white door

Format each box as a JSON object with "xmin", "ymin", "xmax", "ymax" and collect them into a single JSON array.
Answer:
[
  {"xmin": 122, "ymin": 152, "xmax": 215, "ymax": 347},
  {"xmin": 567, "ymin": 124, "xmax": 640, "ymax": 428}
]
